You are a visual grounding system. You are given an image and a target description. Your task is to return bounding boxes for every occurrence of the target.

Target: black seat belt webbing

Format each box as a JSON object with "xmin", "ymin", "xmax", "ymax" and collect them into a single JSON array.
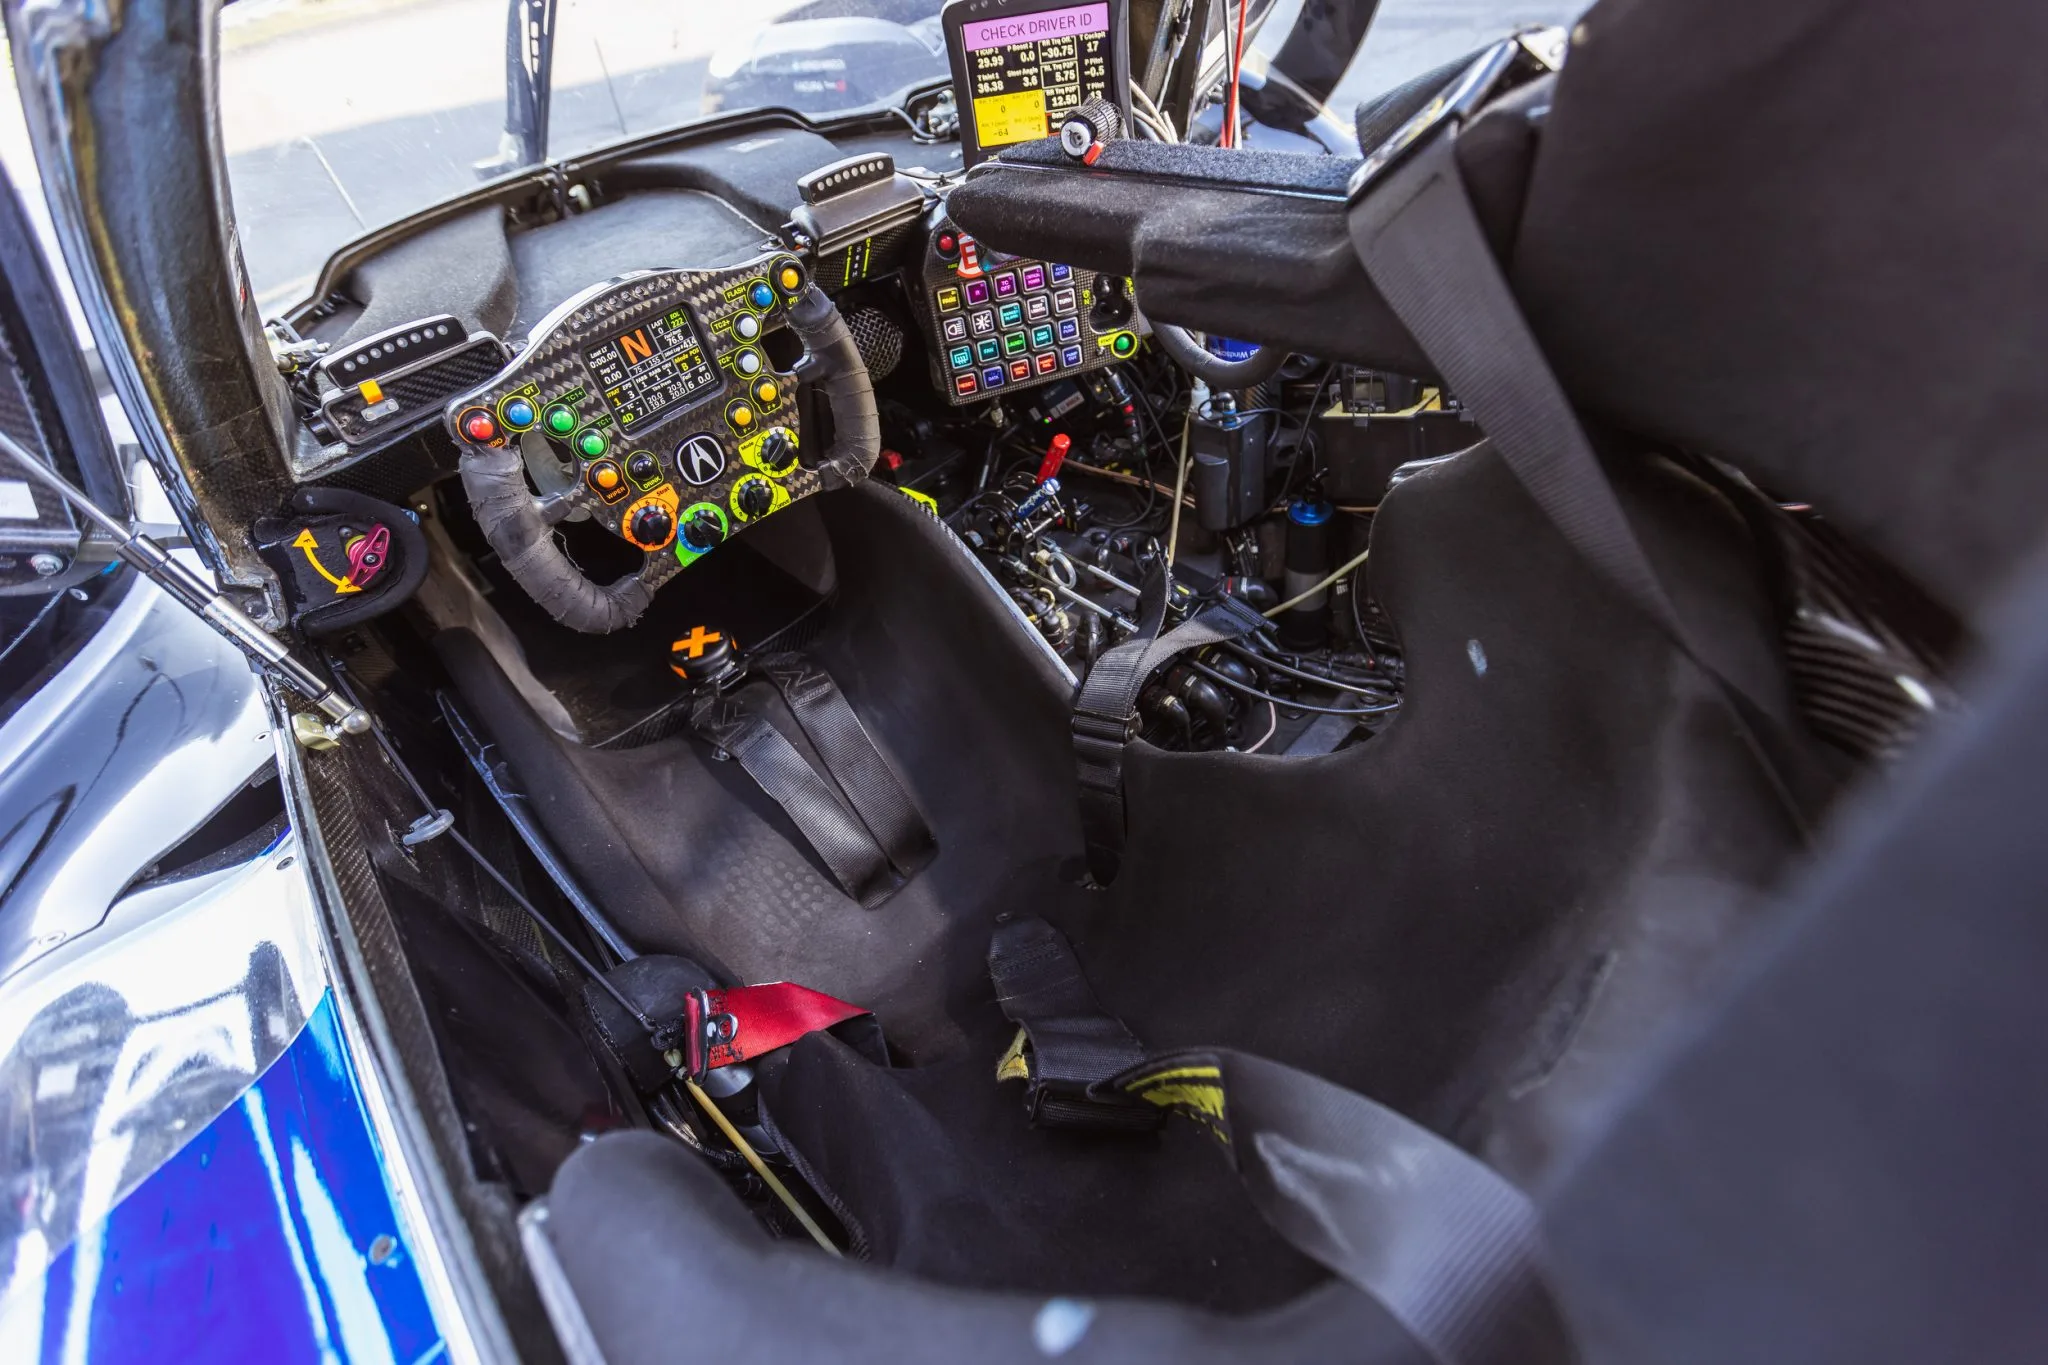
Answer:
[
  {"xmin": 690, "ymin": 690, "xmax": 900, "ymax": 909},
  {"xmin": 1114, "ymin": 1048, "xmax": 1576, "ymax": 1365},
  {"xmin": 988, "ymin": 916, "xmax": 1161, "ymax": 1130},
  {"xmin": 1344, "ymin": 130, "xmax": 1817, "ymax": 831},
  {"xmin": 754, "ymin": 653, "xmax": 936, "ymax": 879},
  {"xmin": 1072, "ymin": 571, "xmax": 1267, "ymax": 886}
]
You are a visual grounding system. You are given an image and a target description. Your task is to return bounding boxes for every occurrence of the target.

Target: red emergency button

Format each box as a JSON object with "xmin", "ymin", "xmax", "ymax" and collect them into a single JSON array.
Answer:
[
  {"xmin": 459, "ymin": 406, "xmax": 498, "ymax": 443},
  {"xmin": 935, "ymin": 229, "xmax": 960, "ymax": 260}
]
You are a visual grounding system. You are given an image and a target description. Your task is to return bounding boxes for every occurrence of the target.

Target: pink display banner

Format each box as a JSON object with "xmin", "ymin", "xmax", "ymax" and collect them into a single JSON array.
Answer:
[{"xmin": 961, "ymin": 2, "xmax": 1109, "ymax": 52}]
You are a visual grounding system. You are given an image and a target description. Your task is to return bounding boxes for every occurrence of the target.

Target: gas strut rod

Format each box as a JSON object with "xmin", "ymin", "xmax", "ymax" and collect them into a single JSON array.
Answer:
[{"xmin": 0, "ymin": 430, "xmax": 369, "ymax": 743}]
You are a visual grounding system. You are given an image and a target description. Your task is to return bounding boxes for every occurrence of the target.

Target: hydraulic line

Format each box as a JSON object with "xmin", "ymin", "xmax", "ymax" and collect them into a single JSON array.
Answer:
[
  {"xmin": 1186, "ymin": 657, "xmax": 1400, "ymax": 717},
  {"xmin": 1217, "ymin": 639, "xmax": 1398, "ymax": 699},
  {"xmin": 1264, "ymin": 544, "xmax": 1372, "ymax": 618},
  {"xmin": 1166, "ymin": 409, "xmax": 1193, "ymax": 567}
]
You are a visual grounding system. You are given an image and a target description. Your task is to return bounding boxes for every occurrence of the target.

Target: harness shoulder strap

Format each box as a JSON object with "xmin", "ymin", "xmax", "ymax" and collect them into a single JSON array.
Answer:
[
  {"xmin": 984, "ymin": 915, "xmax": 1574, "ymax": 1362},
  {"xmin": 1345, "ymin": 127, "xmax": 1820, "ymax": 831},
  {"xmin": 1114, "ymin": 1048, "xmax": 1576, "ymax": 1365},
  {"xmin": 1072, "ymin": 572, "xmax": 1267, "ymax": 886}
]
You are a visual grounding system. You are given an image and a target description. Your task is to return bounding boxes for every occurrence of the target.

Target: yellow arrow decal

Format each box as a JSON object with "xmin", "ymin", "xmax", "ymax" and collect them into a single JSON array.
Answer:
[{"xmin": 291, "ymin": 528, "xmax": 360, "ymax": 593}]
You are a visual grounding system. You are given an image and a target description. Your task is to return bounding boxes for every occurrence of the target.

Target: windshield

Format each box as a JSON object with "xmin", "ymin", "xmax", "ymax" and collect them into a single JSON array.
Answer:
[
  {"xmin": 220, "ymin": 0, "xmax": 947, "ymax": 310},
  {"xmin": 220, "ymin": 0, "xmax": 1588, "ymax": 313}
]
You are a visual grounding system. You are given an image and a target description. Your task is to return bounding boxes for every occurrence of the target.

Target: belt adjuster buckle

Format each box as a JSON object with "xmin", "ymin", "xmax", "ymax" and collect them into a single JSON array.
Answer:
[{"xmin": 1071, "ymin": 706, "xmax": 1140, "ymax": 745}]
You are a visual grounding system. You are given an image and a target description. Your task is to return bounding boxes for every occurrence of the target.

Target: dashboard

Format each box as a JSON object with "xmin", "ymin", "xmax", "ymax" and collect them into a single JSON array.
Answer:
[{"xmin": 283, "ymin": 110, "xmax": 1150, "ymax": 512}]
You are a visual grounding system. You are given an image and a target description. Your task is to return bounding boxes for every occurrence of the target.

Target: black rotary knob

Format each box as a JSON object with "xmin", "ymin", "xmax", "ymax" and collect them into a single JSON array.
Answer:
[
  {"xmin": 684, "ymin": 507, "xmax": 727, "ymax": 550},
  {"xmin": 757, "ymin": 428, "xmax": 797, "ymax": 475},
  {"xmin": 628, "ymin": 503, "xmax": 675, "ymax": 548},
  {"xmin": 736, "ymin": 478, "xmax": 775, "ymax": 519}
]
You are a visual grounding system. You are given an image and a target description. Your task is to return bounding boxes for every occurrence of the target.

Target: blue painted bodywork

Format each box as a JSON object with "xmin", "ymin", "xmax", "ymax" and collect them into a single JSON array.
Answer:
[{"xmin": 30, "ymin": 991, "xmax": 446, "ymax": 1364}]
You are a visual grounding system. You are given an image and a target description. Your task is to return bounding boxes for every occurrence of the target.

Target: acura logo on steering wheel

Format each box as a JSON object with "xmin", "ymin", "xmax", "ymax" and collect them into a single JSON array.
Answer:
[{"xmin": 676, "ymin": 434, "xmax": 726, "ymax": 486}]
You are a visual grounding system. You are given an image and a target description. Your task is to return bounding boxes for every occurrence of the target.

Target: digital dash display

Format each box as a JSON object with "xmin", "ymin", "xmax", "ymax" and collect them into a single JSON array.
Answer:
[
  {"xmin": 961, "ymin": 2, "xmax": 1113, "ymax": 152},
  {"xmin": 583, "ymin": 309, "xmax": 718, "ymax": 433}
]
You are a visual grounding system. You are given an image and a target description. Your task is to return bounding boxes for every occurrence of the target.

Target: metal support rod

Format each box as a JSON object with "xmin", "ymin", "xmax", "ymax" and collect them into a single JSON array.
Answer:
[
  {"xmin": 1001, "ymin": 557, "xmax": 1138, "ymax": 631},
  {"xmin": 0, "ymin": 428, "xmax": 368, "ymax": 735}
]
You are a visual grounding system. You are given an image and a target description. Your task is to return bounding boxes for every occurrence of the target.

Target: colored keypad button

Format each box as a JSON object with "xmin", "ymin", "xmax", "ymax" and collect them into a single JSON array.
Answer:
[
  {"xmin": 1036, "ymin": 353, "xmax": 1058, "ymax": 374},
  {"xmin": 955, "ymin": 373, "xmax": 978, "ymax": 396},
  {"xmin": 949, "ymin": 345, "xmax": 974, "ymax": 369},
  {"xmin": 1021, "ymin": 266, "xmax": 1046, "ymax": 290},
  {"xmin": 1003, "ymin": 332, "xmax": 1027, "ymax": 356},
  {"xmin": 1050, "ymin": 263, "xmax": 1073, "ymax": 282},
  {"xmin": 735, "ymin": 350, "xmax": 763, "ymax": 375},
  {"xmin": 965, "ymin": 280, "xmax": 991, "ymax": 305},
  {"xmin": 748, "ymin": 281, "xmax": 775, "ymax": 308},
  {"xmin": 544, "ymin": 404, "xmax": 577, "ymax": 436},
  {"xmin": 1029, "ymin": 324, "xmax": 1054, "ymax": 349},
  {"xmin": 575, "ymin": 428, "xmax": 608, "ymax": 459},
  {"xmin": 942, "ymin": 316, "xmax": 968, "ymax": 342},
  {"xmin": 1061, "ymin": 345, "xmax": 1084, "ymax": 367},
  {"xmin": 970, "ymin": 310, "xmax": 996, "ymax": 336},
  {"xmin": 1053, "ymin": 288, "xmax": 1077, "ymax": 313},
  {"xmin": 752, "ymin": 379, "xmax": 780, "ymax": 405},
  {"xmin": 778, "ymin": 264, "xmax": 804, "ymax": 292},
  {"xmin": 975, "ymin": 339, "xmax": 1000, "ymax": 362},
  {"xmin": 993, "ymin": 272, "xmax": 1018, "ymax": 297},
  {"xmin": 1057, "ymin": 318, "xmax": 1080, "ymax": 342},
  {"xmin": 501, "ymin": 396, "xmax": 537, "ymax": 430},
  {"xmin": 734, "ymin": 313, "xmax": 762, "ymax": 340},
  {"xmin": 997, "ymin": 302, "xmax": 1023, "ymax": 327},
  {"xmin": 460, "ymin": 407, "xmax": 498, "ymax": 443},
  {"xmin": 1025, "ymin": 296, "xmax": 1050, "ymax": 322},
  {"xmin": 728, "ymin": 401, "xmax": 756, "ymax": 429},
  {"xmin": 936, "ymin": 287, "xmax": 962, "ymax": 312},
  {"xmin": 1008, "ymin": 358, "xmax": 1032, "ymax": 381},
  {"xmin": 982, "ymin": 366, "xmax": 1006, "ymax": 389},
  {"xmin": 1111, "ymin": 332, "xmax": 1137, "ymax": 357}
]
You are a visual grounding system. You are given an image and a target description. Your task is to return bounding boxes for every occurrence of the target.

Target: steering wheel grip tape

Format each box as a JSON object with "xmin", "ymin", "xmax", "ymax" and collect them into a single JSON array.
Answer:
[
  {"xmin": 786, "ymin": 285, "xmax": 881, "ymax": 489},
  {"xmin": 461, "ymin": 285, "xmax": 881, "ymax": 634}
]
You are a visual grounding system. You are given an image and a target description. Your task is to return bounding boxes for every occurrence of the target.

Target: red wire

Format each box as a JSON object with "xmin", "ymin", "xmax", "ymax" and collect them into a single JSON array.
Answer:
[{"xmin": 1227, "ymin": 0, "xmax": 1249, "ymax": 147}]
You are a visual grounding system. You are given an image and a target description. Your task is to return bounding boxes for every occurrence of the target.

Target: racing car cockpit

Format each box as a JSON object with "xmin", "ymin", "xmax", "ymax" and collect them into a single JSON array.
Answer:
[{"xmin": 10, "ymin": 0, "xmax": 2047, "ymax": 1357}]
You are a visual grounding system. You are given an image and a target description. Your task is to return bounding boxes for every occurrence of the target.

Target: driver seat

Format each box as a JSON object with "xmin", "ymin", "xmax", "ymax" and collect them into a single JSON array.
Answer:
[{"xmin": 499, "ymin": 0, "xmax": 2048, "ymax": 1355}]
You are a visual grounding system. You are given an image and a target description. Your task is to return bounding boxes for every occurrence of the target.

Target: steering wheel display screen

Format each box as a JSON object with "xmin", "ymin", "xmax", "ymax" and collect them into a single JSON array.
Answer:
[
  {"xmin": 963, "ymin": 2, "xmax": 1113, "ymax": 151},
  {"xmin": 583, "ymin": 308, "xmax": 719, "ymax": 433}
]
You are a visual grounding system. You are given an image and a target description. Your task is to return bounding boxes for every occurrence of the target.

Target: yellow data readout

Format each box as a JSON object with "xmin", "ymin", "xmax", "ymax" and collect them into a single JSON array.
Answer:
[{"xmin": 974, "ymin": 89, "xmax": 1050, "ymax": 148}]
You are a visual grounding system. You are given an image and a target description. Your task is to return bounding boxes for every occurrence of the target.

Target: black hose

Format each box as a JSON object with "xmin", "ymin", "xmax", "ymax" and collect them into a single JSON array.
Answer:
[
  {"xmin": 1186, "ymin": 657, "xmax": 1400, "ymax": 717},
  {"xmin": 1151, "ymin": 321, "xmax": 1289, "ymax": 389}
]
